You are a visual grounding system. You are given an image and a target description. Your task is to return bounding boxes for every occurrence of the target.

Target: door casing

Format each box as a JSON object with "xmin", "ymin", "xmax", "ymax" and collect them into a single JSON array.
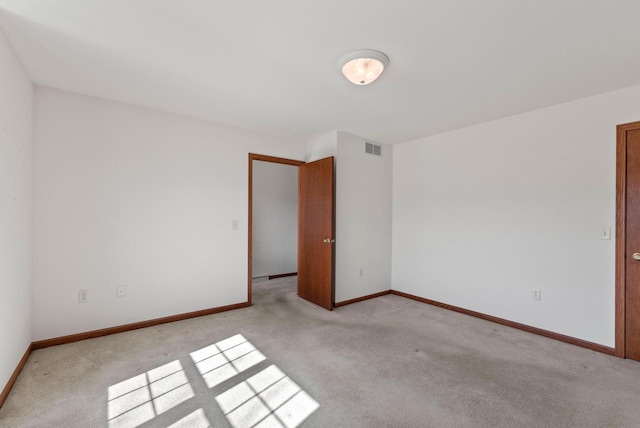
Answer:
[{"xmin": 248, "ymin": 154, "xmax": 305, "ymax": 304}]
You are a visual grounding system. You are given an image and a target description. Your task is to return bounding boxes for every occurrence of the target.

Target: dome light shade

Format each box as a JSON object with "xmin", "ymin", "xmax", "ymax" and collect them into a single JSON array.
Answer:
[{"xmin": 340, "ymin": 49, "xmax": 389, "ymax": 85}]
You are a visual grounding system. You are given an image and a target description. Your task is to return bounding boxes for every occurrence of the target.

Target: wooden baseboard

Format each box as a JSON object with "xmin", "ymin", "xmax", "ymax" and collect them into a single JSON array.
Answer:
[
  {"xmin": 0, "ymin": 343, "xmax": 33, "ymax": 409},
  {"xmin": 268, "ymin": 272, "xmax": 297, "ymax": 280},
  {"xmin": 32, "ymin": 301, "xmax": 251, "ymax": 350},
  {"xmin": 335, "ymin": 290, "xmax": 391, "ymax": 307},
  {"xmin": 390, "ymin": 290, "xmax": 616, "ymax": 356}
]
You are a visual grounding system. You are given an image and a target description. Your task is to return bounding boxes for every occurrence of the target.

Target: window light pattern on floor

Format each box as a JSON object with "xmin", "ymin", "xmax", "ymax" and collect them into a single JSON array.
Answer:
[
  {"xmin": 216, "ymin": 364, "xmax": 319, "ymax": 428},
  {"xmin": 106, "ymin": 334, "xmax": 317, "ymax": 428},
  {"xmin": 167, "ymin": 409, "xmax": 212, "ymax": 428},
  {"xmin": 107, "ymin": 360, "xmax": 195, "ymax": 428},
  {"xmin": 190, "ymin": 334, "xmax": 266, "ymax": 388}
]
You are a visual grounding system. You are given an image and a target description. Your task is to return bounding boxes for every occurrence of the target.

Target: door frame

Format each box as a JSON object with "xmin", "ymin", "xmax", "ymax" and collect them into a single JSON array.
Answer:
[
  {"xmin": 247, "ymin": 153, "xmax": 305, "ymax": 305},
  {"xmin": 615, "ymin": 120, "xmax": 640, "ymax": 358}
]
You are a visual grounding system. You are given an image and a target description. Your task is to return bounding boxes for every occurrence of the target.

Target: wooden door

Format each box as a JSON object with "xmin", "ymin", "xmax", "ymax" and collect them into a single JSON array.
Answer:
[
  {"xmin": 621, "ymin": 123, "xmax": 640, "ymax": 360},
  {"xmin": 298, "ymin": 157, "xmax": 335, "ymax": 310}
]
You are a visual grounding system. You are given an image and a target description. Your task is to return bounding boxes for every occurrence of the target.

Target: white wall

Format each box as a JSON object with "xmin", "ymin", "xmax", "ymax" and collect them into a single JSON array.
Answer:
[
  {"xmin": 33, "ymin": 87, "xmax": 305, "ymax": 341},
  {"xmin": 335, "ymin": 132, "xmax": 392, "ymax": 302},
  {"xmin": 0, "ymin": 28, "xmax": 33, "ymax": 390},
  {"xmin": 392, "ymin": 84, "xmax": 640, "ymax": 347},
  {"xmin": 306, "ymin": 131, "xmax": 337, "ymax": 162},
  {"xmin": 252, "ymin": 161, "xmax": 298, "ymax": 278}
]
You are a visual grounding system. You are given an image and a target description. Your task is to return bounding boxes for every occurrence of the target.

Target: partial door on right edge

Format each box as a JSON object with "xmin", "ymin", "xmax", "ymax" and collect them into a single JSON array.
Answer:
[{"xmin": 619, "ymin": 121, "xmax": 640, "ymax": 360}]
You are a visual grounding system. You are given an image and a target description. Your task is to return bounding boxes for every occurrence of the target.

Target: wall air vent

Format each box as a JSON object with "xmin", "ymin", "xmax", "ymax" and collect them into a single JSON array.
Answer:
[{"xmin": 365, "ymin": 142, "xmax": 382, "ymax": 156}]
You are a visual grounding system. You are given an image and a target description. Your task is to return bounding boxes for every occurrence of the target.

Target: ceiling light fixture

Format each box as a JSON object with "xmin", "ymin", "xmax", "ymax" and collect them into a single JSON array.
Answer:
[{"xmin": 339, "ymin": 49, "xmax": 389, "ymax": 86}]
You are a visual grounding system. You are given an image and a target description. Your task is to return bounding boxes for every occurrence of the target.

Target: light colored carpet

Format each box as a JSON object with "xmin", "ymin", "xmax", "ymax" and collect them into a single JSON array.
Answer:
[{"xmin": 1, "ymin": 276, "xmax": 640, "ymax": 427}]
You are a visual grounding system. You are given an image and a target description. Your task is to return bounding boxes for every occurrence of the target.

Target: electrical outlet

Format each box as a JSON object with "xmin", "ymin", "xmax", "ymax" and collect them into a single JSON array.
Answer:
[
  {"xmin": 116, "ymin": 285, "xmax": 127, "ymax": 298},
  {"xmin": 358, "ymin": 267, "xmax": 364, "ymax": 277},
  {"xmin": 78, "ymin": 290, "xmax": 88, "ymax": 303},
  {"xmin": 531, "ymin": 289, "xmax": 541, "ymax": 301}
]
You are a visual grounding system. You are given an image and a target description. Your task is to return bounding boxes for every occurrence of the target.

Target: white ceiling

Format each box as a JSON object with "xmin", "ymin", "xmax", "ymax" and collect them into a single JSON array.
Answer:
[{"xmin": 1, "ymin": 1, "xmax": 640, "ymax": 144}]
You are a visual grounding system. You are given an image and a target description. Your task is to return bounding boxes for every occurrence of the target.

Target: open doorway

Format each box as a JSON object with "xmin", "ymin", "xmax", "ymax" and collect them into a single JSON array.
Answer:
[{"xmin": 248, "ymin": 154, "xmax": 304, "ymax": 304}]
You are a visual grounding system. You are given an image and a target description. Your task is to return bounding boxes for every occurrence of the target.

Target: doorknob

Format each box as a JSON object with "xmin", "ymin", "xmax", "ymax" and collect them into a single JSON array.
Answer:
[
  {"xmin": 633, "ymin": 253, "xmax": 640, "ymax": 261},
  {"xmin": 322, "ymin": 238, "xmax": 335, "ymax": 244}
]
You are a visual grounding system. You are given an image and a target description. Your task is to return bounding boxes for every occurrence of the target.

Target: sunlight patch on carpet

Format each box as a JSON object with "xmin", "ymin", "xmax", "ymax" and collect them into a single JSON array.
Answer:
[
  {"xmin": 216, "ymin": 364, "xmax": 319, "ymax": 428},
  {"xmin": 106, "ymin": 333, "xmax": 318, "ymax": 427},
  {"xmin": 167, "ymin": 409, "xmax": 212, "ymax": 428},
  {"xmin": 190, "ymin": 334, "xmax": 266, "ymax": 388},
  {"xmin": 107, "ymin": 360, "xmax": 194, "ymax": 428}
]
